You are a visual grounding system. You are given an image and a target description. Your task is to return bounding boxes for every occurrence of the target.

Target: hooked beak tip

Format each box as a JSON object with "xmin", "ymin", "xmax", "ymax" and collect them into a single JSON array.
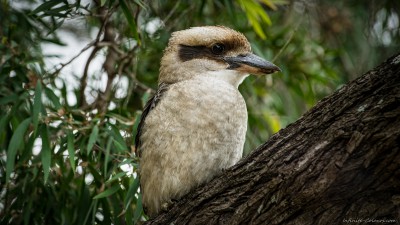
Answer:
[
  {"xmin": 225, "ymin": 53, "xmax": 281, "ymax": 75},
  {"xmin": 265, "ymin": 64, "xmax": 281, "ymax": 74},
  {"xmin": 273, "ymin": 66, "xmax": 282, "ymax": 73}
]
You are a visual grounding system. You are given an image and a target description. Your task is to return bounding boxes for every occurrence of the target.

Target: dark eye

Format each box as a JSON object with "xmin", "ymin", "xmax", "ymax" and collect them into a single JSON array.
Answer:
[{"xmin": 211, "ymin": 43, "xmax": 225, "ymax": 55}]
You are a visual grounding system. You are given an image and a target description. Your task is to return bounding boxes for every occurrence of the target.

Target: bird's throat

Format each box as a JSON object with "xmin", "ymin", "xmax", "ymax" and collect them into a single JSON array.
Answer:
[{"xmin": 204, "ymin": 70, "xmax": 248, "ymax": 88}]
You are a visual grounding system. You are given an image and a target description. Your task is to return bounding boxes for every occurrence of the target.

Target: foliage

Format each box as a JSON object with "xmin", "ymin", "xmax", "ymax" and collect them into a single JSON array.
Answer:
[
  {"xmin": 0, "ymin": 0, "xmax": 398, "ymax": 224},
  {"xmin": 1, "ymin": 1, "xmax": 143, "ymax": 224}
]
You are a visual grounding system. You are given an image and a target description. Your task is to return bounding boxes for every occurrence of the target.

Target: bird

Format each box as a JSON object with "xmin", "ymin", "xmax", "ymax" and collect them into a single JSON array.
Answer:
[{"xmin": 135, "ymin": 26, "xmax": 280, "ymax": 217}]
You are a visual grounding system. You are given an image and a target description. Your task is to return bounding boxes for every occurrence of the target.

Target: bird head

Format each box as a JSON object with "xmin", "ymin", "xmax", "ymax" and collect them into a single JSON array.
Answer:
[{"xmin": 159, "ymin": 26, "xmax": 280, "ymax": 87}]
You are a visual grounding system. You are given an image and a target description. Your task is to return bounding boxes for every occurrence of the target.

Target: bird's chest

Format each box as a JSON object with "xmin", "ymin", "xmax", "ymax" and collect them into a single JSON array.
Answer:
[
  {"xmin": 140, "ymin": 78, "xmax": 247, "ymax": 199},
  {"xmin": 158, "ymin": 79, "xmax": 248, "ymax": 131}
]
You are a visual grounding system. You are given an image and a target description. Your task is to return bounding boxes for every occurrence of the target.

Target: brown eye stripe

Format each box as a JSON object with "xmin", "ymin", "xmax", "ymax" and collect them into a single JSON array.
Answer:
[
  {"xmin": 178, "ymin": 44, "xmax": 234, "ymax": 62},
  {"xmin": 178, "ymin": 45, "xmax": 211, "ymax": 62}
]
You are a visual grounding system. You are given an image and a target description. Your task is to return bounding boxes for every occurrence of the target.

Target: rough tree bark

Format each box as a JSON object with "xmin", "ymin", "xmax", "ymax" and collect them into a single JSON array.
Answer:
[{"xmin": 145, "ymin": 53, "xmax": 400, "ymax": 225}]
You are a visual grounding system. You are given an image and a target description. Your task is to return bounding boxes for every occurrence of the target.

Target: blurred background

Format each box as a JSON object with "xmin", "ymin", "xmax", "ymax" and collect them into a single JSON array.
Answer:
[{"xmin": 1, "ymin": 0, "xmax": 399, "ymax": 224}]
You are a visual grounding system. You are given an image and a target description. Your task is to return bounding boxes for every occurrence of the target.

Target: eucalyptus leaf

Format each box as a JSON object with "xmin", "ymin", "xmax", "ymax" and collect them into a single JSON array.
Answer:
[
  {"xmin": 33, "ymin": 82, "xmax": 42, "ymax": 134},
  {"xmin": 67, "ymin": 130, "xmax": 76, "ymax": 173},
  {"xmin": 93, "ymin": 185, "xmax": 120, "ymax": 199},
  {"xmin": 87, "ymin": 125, "xmax": 99, "ymax": 155},
  {"xmin": 6, "ymin": 117, "xmax": 32, "ymax": 183},
  {"xmin": 41, "ymin": 125, "xmax": 51, "ymax": 183}
]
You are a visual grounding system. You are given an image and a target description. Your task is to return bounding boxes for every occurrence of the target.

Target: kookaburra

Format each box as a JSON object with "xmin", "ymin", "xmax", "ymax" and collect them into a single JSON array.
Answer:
[{"xmin": 135, "ymin": 26, "xmax": 280, "ymax": 217}]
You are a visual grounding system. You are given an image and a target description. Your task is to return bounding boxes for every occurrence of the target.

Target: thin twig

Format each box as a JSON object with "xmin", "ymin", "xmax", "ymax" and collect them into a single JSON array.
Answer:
[
  {"xmin": 250, "ymin": 18, "xmax": 303, "ymax": 86},
  {"xmin": 163, "ymin": 1, "xmax": 181, "ymax": 24},
  {"xmin": 80, "ymin": 6, "xmax": 116, "ymax": 108},
  {"xmin": 49, "ymin": 40, "xmax": 96, "ymax": 77},
  {"xmin": 96, "ymin": 42, "xmax": 126, "ymax": 55},
  {"xmin": 272, "ymin": 18, "xmax": 303, "ymax": 63}
]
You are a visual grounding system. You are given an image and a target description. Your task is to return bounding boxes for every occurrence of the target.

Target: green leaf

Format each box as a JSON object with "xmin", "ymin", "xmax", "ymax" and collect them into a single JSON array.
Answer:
[
  {"xmin": 105, "ymin": 172, "xmax": 127, "ymax": 184},
  {"xmin": 109, "ymin": 195, "xmax": 123, "ymax": 225},
  {"xmin": 87, "ymin": 125, "xmax": 99, "ymax": 155},
  {"xmin": 131, "ymin": 113, "xmax": 142, "ymax": 142},
  {"xmin": 0, "ymin": 114, "xmax": 9, "ymax": 138},
  {"xmin": 133, "ymin": 192, "xmax": 143, "ymax": 223},
  {"xmin": 261, "ymin": 0, "xmax": 288, "ymax": 10},
  {"xmin": 41, "ymin": 125, "xmax": 51, "ymax": 183},
  {"xmin": 104, "ymin": 137, "xmax": 113, "ymax": 175},
  {"xmin": 106, "ymin": 112, "xmax": 135, "ymax": 125},
  {"xmin": 67, "ymin": 130, "xmax": 76, "ymax": 173},
  {"xmin": 133, "ymin": 0, "xmax": 147, "ymax": 9},
  {"xmin": 141, "ymin": 91, "xmax": 150, "ymax": 106},
  {"xmin": 254, "ymin": 3, "xmax": 271, "ymax": 25},
  {"xmin": 0, "ymin": 93, "xmax": 18, "ymax": 105},
  {"xmin": 6, "ymin": 117, "xmax": 32, "ymax": 183},
  {"xmin": 107, "ymin": 124, "xmax": 128, "ymax": 152},
  {"xmin": 125, "ymin": 207, "xmax": 133, "ymax": 225},
  {"xmin": 82, "ymin": 199, "xmax": 96, "ymax": 225},
  {"xmin": 23, "ymin": 198, "xmax": 33, "ymax": 225},
  {"xmin": 120, "ymin": 0, "xmax": 141, "ymax": 45},
  {"xmin": 124, "ymin": 177, "xmax": 140, "ymax": 209},
  {"xmin": 45, "ymin": 4, "xmax": 72, "ymax": 15},
  {"xmin": 87, "ymin": 164, "xmax": 103, "ymax": 187},
  {"xmin": 223, "ymin": 0, "xmax": 237, "ymax": 22},
  {"xmin": 33, "ymin": 82, "xmax": 42, "ymax": 134},
  {"xmin": 93, "ymin": 185, "xmax": 120, "ymax": 199},
  {"xmin": 44, "ymin": 87, "xmax": 62, "ymax": 109},
  {"xmin": 237, "ymin": 0, "xmax": 269, "ymax": 39},
  {"xmin": 31, "ymin": 0, "xmax": 63, "ymax": 15},
  {"xmin": 113, "ymin": 139, "xmax": 126, "ymax": 152},
  {"xmin": 90, "ymin": 199, "xmax": 99, "ymax": 224}
]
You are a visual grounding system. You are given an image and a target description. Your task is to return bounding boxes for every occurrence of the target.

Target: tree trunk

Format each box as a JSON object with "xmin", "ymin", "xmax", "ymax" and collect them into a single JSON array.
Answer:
[{"xmin": 145, "ymin": 53, "xmax": 400, "ymax": 225}]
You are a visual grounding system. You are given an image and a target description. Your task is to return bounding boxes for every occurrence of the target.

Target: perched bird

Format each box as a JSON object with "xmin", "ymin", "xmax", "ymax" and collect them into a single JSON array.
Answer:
[{"xmin": 135, "ymin": 26, "xmax": 280, "ymax": 217}]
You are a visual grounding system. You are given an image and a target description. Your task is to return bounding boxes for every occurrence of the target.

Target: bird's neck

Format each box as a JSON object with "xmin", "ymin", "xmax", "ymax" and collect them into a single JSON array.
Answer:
[
  {"xmin": 159, "ymin": 63, "xmax": 248, "ymax": 88},
  {"xmin": 201, "ymin": 70, "xmax": 248, "ymax": 88}
]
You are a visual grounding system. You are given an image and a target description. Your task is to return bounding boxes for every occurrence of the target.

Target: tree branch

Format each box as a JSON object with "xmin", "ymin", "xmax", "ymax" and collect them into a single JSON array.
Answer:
[
  {"xmin": 145, "ymin": 53, "xmax": 400, "ymax": 224},
  {"xmin": 79, "ymin": 5, "xmax": 115, "ymax": 108}
]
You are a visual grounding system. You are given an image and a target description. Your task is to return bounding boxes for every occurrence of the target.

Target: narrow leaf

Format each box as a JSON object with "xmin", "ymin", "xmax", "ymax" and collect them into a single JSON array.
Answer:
[
  {"xmin": 6, "ymin": 117, "xmax": 32, "ymax": 183},
  {"xmin": 45, "ymin": 4, "xmax": 71, "ymax": 14},
  {"xmin": 108, "ymin": 124, "xmax": 128, "ymax": 151},
  {"xmin": 0, "ymin": 114, "xmax": 9, "ymax": 137},
  {"xmin": 67, "ymin": 130, "xmax": 76, "ymax": 173},
  {"xmin": 133, "ymin": 0, "xmax": 147, "ymax": 9},
  {"xmin": 105, "ymin": 172, "xmax": 127, "ymax": 184},
  {"xmin": 131, "ymin": 113, "xmax": 142, "ymax": 144},
  {"xmin": 104, "ymin": 137, "xmax": 113, "ymax": 175},
  {"xmin": 41, "ymin": 125, "xmax": 51, "ymax": 183},
  {"xmin": 31, "ymin": 0, "xmax": 63, "ymax": 15},
  {"xmin": 87, "ymin": 125, "xmax": 99, "ymax": 155},
  {"xmin": 113, "ymin": 139, "xmax": 126, "ymax": 152},
  {"xmin": 22, "ymin": 198, "xmax": 33, "ymax": 225},
  {"xmin": 0, "ymin": 93, "xmax": 18, "ymax": 105},
  {"xmin": 33, "ymin": 82, "xmax": 42, "ymax": 134},
  {"xmin": 133, "ymin": 192, "xmax": 143, "ymax": 223},
  {"xmin": 93, "ymin": 185, "xmax": 120, "ymax": 199},
  {"xmin": 120, "ymin": 0, "xmax": 141, "ymax": 45},
  {"xmin": 44, "ymin": 87, "xmax": 62, "ymax": 109},
  {"xmin": 125, "ymin": 208, "xmax": 133, "ymax": 225},
  {"xmin": 223, "ymin": 0, "xmax": 237, "ymax": 22},
  {"xmin": 124, "ymin": 177, "xmax": 140, "ymax": 209},
  {"xmin": 140, "ymin": 92, "xmax": 150, "ymax": 106}
]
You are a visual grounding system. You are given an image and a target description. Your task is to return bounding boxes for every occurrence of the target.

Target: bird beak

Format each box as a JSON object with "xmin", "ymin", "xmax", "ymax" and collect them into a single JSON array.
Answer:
[{"xmin": 224, "ymin": 53, "xmax": 281, "ymax": 75}]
